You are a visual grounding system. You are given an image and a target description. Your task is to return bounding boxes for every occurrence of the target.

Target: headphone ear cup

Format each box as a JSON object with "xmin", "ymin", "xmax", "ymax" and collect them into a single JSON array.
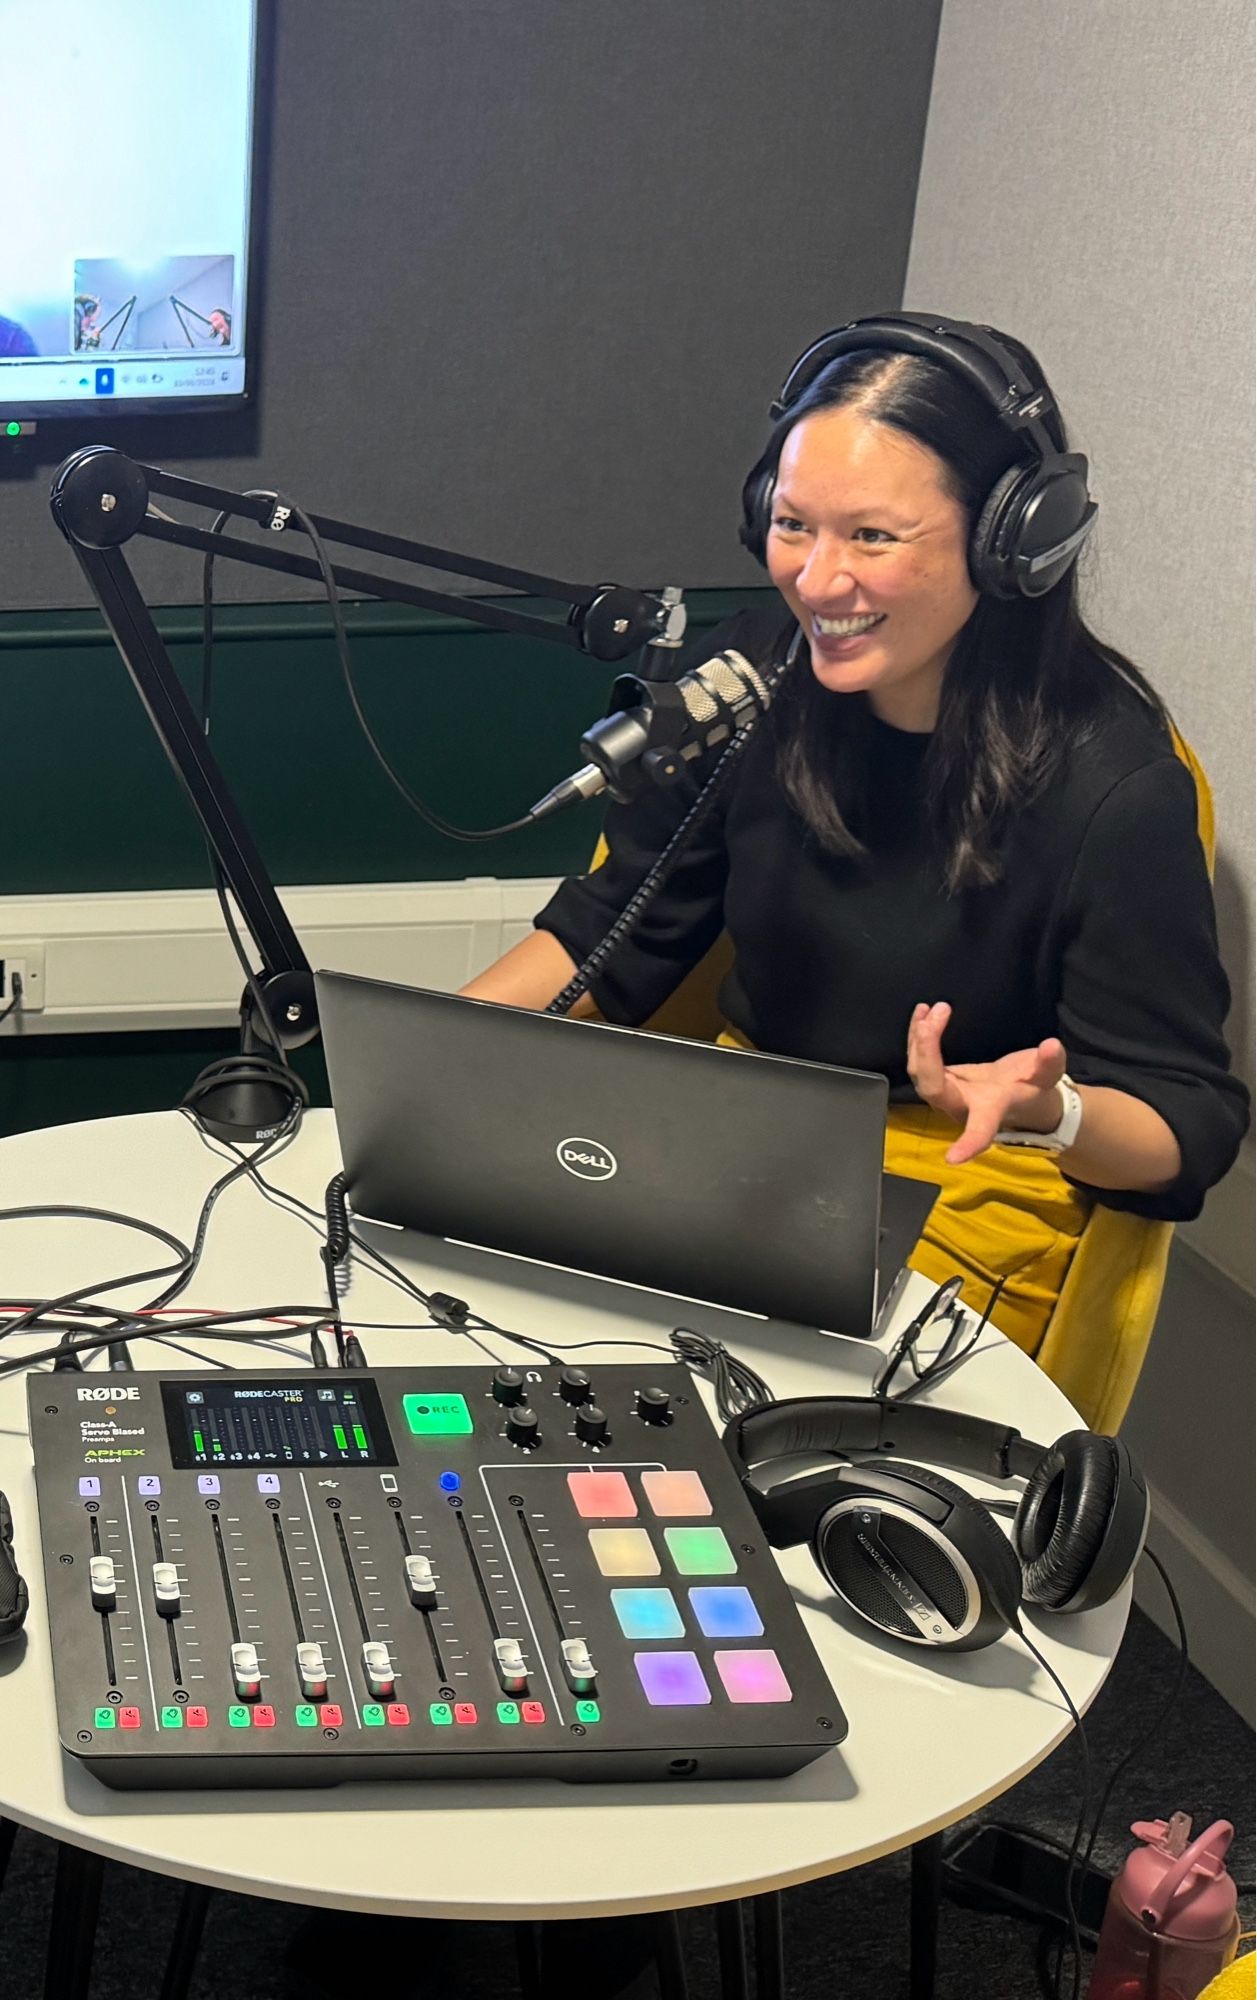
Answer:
[
  {"xmin": 1015, "ymin": 1431, "xmax": 1141, "ymax": 1612},
  {"xmin": 739, "ymin": 464, "xmax": 775, "ymax": 567},
  {"xmin": 968, "ymin": 462, "xmax": 1037, "ymax": 598},
  {"xmin": 814, "ymin": 1462, "xmax": 1024, "ymax": 1651},
  {"xmin": 970, "ymin": 458, "xmax": 1095, "ymax": 599}
]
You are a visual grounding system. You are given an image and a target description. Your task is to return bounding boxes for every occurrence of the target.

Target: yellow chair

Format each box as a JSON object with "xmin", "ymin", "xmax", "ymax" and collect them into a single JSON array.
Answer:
[{"xmin": 587, "ymin": 730, "xmax": 1215, "ymax": 1435}]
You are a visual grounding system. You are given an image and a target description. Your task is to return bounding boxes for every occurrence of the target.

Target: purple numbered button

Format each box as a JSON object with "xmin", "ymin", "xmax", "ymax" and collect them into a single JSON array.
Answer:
[
  {"xmin": 713, "ymin": 1649, "xmax": 793, "ymax": 1704},
  {"xmin": 137, "ymin": 1476, "xmax": 161, "ymax": 1497},
  {"xmin": 197, "ymin": 1475, "xmax": 221, "ymax": 1496},
  {"xmin": 78, "ymin": 1478, "xmax": 101, "ymax": 1499},
  {"xmin": 256, "ymin": 1473, "xmax": 281, "ymax": 1495},
  {"xmin": 634, "ymin": 1651, "xmax": 711, "ymax": 1706}
]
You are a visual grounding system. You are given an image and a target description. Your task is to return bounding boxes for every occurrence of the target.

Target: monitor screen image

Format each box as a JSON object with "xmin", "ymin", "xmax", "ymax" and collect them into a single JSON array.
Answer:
[{"xmin": 1, "ymin": 0, "xmax": 260, "ymax": 422}]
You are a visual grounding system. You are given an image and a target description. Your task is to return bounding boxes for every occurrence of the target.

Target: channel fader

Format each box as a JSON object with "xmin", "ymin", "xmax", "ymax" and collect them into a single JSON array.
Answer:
[{"xmin": 27, "ymin": 1366, "xmax": 845, "ymax": 1789}]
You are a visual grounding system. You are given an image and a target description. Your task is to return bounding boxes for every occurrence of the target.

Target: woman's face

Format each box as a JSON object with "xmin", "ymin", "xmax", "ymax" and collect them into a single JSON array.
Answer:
[{"xmin": 765, "ymin": 403, "xmax": 979, "ymax": 729}]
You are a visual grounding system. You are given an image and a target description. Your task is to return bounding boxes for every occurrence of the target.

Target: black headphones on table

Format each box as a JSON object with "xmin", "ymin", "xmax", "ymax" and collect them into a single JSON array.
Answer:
[
  {"xmin": 724, "ymin": 1396, "xmax": 1147, "ymax": 1653},
  {"xmin": 739, "ymin": 310, "xmax": 1098, "ymax": 601}
]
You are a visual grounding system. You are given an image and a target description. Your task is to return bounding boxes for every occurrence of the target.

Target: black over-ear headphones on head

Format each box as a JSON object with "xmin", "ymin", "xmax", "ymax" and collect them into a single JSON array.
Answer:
[
  {"xmin": 724, "ymin": 1396, "xmax": 1147, "ymax": 1652},
  {"xmin": 739, "ymin": 310, "xmax": 1098, "ymax": 600}
]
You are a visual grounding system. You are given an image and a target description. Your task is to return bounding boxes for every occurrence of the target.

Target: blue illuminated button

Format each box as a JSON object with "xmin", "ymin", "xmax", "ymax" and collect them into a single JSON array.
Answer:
[
  {"xmin": 95, "ymin": 366, "xmax": 115, "ymax": 395},
  {"xmin": 403, "ymin": 1394, "xmax": 473, "ymax": 1437},
  {"xmin": 713, "ymin": 1649, "xmax": 793, "ymax": 1704},
  {"xmin": 688, "ymin": 1587, "xmax": 764, "ymax": 1638},
  {"xmin": 664, "ymin": 1526, "xmax": 737, "ymax": 1575},
  {"xmin": 611, "ymin": 1588, "xmax": 685, "ymax": 1640},
  {"xmin": 633, "ymin": 1651, "xmax": 711, "ymax": 1707},
  {"xmin": 439, "ymin": 1471, "xmax": 461, "ymax": 1492},
  {"xmin": 78, "ymin": 1477, "xmax": 101, "ymax": 1498}
]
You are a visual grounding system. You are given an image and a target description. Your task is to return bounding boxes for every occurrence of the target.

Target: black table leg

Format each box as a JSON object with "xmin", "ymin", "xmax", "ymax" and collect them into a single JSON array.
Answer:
[
  {"xmin": 651, "ymin": 1910, "xmax": 690, "ymax": 2000},
  {"xmin": 752, "ymin": 1891, "xmax": 786, "ymax": 2000},
  {"xmin": 716, "ymin": 1899, "xmax": 750, "ymax": 2000},
  {"xmin": 910, "ymin": 1833, "xmax": 943, "ymax": 2000},
  {"xmin": 0, "ymin": 1817, "xmax": 16, "ymax": 1898},
  {"xmin": 43, "ymin": 1842, "xmax": 104, "ymax": 2000},
  {"xmin": 158, "ymin": 1879, "xmax": 213, "ymax": 2000},
  {"xmin": 515, "ymin": 1920, "xmax": 543, "ymax": 2000}
]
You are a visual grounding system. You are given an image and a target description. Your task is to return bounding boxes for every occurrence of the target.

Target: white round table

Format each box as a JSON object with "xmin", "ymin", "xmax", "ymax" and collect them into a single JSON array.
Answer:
[{"xmin": 0, "ymin": 1111, "xmax": 1128, "ymax": 1994}]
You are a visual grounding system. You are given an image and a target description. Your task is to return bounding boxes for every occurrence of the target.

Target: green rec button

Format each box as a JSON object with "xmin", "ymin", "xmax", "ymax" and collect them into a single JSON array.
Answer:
[
  {"xmin": 575, "ymin": 1700, "xmax": 601, "ymax": 1724},
  {"xmin": 93, "ymin": 1707, "xmax": 116, "ymax": 1729},
  {"xmin": 403, "ymin": 1392, "xmax": 473, "ymax": 1437},
  {"xmin": 294, "ymin": 1705, "xmax": 318, "ymax": 1727},
  {"xmin": 161, "ymin": 1706, "xmax": 184, "ymax": 1728},
  {"xmin": 362, "ymin": 1704, "xmax": 386, "ymax": 1726}
]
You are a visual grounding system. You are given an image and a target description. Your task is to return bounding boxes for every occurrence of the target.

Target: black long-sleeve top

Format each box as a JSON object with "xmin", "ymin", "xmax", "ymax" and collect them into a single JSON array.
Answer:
[{"xmin": 536, "ymin": 607, "xmax": 1249, "ymax": 1223}]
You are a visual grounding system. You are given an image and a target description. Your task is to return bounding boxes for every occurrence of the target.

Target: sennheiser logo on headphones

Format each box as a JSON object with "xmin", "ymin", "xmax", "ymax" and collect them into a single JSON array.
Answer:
[
  {"xmin": 856, "ymin": 1529, "xmax": 924, "ymax": 1611},
  {"xmin": 556, "ymin": 1137, "xmax": 618, "ymax": 1182}
]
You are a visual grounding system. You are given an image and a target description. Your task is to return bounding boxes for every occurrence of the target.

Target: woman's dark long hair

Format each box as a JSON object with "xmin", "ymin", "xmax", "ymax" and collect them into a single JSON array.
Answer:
[{"xmin": 753, "ymin": 335, "xmax": 1166, "ymax": 891}]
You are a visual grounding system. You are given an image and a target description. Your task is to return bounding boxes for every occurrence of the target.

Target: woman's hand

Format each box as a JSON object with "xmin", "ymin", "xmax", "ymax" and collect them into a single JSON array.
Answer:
[{"xmin": 906, "ymin": 1000, "xmax": 1067, "ymax": 1165}]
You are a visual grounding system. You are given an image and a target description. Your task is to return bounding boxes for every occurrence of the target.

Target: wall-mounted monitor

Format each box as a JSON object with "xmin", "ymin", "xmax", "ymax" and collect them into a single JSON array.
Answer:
[{"xmin": 1, "ymin": 0, "xmax": 262, "ymax": 425}]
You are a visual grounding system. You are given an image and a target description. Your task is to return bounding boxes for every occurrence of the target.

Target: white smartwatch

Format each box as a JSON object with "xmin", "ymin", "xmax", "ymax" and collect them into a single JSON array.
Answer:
[{"xmin": 994, "ymin": 1075, "xmax": 1083, "ymax": 1155}]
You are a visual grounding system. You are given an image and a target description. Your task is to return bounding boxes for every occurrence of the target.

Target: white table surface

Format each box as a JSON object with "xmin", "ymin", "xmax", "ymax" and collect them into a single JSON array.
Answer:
[{"xmin": 0, "ymin": 1110, "xmax": 1128, "ymax": 1921}]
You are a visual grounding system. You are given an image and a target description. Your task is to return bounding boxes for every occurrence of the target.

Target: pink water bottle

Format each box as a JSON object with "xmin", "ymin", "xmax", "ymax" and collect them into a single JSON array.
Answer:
[{"xmin": 1088, "ymin": 1813, "xmax": 1241, "ymax": 1999}]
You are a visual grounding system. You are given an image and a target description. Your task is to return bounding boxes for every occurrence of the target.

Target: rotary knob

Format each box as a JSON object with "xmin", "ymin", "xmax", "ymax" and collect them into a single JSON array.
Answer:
[
  {"xmin": 575, "ymin": 1404, "xmax": 608, "ymax": 1447},
  {"xmin": 492, "ymin": 1366, "xmax": 526, "ymax": 1406},
  {"xmin": 636, "ymin": 1385, "xmax": 673, "ymax": 1426},
  {"xmin": 506, "ymin": 1405, "xmax": 541, "ymax": 1449},
  {"xmin": 558, "ymin": 1366, "xmax": 593, "ymax": 1406}
]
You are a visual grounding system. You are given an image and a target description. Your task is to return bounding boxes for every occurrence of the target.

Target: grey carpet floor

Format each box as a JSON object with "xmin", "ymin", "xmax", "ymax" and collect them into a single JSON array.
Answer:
[{"xmin": 1, "ymin": 1607, "xmax": 1251, "ymax": 2000}]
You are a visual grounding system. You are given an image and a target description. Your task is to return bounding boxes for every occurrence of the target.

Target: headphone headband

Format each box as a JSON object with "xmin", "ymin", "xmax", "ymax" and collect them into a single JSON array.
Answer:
[
  {"xmin": 770, "ymin": 311, "xmax": 1061, "ymax": 460},
  {"xmin": 725, "ymin": 1396, "xmax": 1044, "ymax": 1485}
]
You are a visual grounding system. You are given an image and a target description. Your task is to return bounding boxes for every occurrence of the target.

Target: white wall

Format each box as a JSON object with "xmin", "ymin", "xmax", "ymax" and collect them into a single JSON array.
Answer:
[{"xmin": 904, "ymin": 0, "xmax": 1254, "ymax": 1716}]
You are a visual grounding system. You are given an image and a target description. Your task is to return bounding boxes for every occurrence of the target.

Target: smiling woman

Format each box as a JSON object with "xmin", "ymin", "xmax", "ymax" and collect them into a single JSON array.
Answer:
[{"xmin": 461, "ymin": 313, "xmax": 1249, "ymax": 1357}]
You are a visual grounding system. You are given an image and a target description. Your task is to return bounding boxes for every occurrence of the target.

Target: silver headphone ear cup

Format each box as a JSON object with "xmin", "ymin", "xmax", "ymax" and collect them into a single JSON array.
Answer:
[{"xmin": 812, "ymin": 1464, "xmax": 1021, "ymax": 1651}]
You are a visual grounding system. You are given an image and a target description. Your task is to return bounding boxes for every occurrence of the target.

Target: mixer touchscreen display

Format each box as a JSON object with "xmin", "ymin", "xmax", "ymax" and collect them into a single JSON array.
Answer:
[{"xmin": 161, "ymin": 1377, "xmax": 397, "ymax": 1468}]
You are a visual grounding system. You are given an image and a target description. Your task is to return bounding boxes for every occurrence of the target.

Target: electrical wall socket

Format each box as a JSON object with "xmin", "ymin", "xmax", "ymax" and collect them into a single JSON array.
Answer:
[{"xmin": 0, "ymin": 943, "xmax": 46, "ymax": 1012}]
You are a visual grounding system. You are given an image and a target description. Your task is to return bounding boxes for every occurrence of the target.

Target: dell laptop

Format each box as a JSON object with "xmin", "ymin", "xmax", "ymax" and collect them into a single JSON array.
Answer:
[{"xmin": 315, "ymin": 970, "xmax": 937, "ymax": 1338}]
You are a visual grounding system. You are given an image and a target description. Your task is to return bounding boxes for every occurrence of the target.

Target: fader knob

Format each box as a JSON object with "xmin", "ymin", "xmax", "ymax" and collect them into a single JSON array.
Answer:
[
  {"xmin": 506, "ymin": 1406, "xmax": 540, "ymax": 1449},
  {"xmin": 492, "ymin": 1367, "xmax": 526, "ymax": 1406},
  {"xmin": 558, "ymin": 1367, "xmax": 593, "ymax": 1405},
  {"xmin": 636, "ymin": 1385, "xmax": 673, "ymax": 1425},
  {"xmin": 575, "ymin": 1404, "xmax": 608, "ymax": 1447}
]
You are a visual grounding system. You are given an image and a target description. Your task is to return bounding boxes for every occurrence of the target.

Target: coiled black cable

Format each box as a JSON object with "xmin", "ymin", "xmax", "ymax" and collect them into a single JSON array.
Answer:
[{"xmin": 668, "ymin": 1326, "xmax": 773, "ymax": 1422}]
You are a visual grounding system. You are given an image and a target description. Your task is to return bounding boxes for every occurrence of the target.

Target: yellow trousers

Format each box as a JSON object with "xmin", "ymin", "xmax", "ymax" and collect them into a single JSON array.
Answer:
[{"xmin": 717, "ymin": 1031, "xmax": 1091, "ymax": 1353}]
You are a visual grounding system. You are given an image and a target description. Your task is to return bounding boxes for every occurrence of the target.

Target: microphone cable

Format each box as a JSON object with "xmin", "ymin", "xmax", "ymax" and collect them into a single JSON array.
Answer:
[{"xmin": 668, "ymin": 1326, "xmax": 774, "ymax": 1422}]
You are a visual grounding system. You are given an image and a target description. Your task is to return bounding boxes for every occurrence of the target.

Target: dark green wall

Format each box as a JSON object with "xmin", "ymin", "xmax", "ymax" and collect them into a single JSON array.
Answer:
[{"xmin": 0, "ymin": 589, "xmax": 769, "ymax": 1133}]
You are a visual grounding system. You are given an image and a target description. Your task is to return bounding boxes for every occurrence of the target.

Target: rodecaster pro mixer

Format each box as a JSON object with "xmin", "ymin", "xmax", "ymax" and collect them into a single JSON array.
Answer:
[{"xmin": 28, "ymin": 1365, "xmax": 846, "ymax": 1788}]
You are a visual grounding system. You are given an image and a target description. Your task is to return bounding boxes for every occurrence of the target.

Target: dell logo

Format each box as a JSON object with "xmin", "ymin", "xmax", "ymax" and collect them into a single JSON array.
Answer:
[
  {"xmin": 556, "ymin": 1137, "xmax": 618, "ymax": 1182},
  {"xmin": 77, "ymin": 1386, "xmax": 140, "ymax": 1402}
]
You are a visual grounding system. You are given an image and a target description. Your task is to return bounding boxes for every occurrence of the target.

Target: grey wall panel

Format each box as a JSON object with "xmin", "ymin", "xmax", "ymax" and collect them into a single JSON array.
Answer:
[{"xmin": 1, "ymin": 0, "xmax": 942, "ymax": 610}]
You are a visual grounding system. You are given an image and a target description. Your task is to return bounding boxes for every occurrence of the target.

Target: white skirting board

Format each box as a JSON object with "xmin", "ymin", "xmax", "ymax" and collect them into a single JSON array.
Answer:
[{"xmin": 0, "ymin": 878, "xmax": 562, "ymax": 1035}]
